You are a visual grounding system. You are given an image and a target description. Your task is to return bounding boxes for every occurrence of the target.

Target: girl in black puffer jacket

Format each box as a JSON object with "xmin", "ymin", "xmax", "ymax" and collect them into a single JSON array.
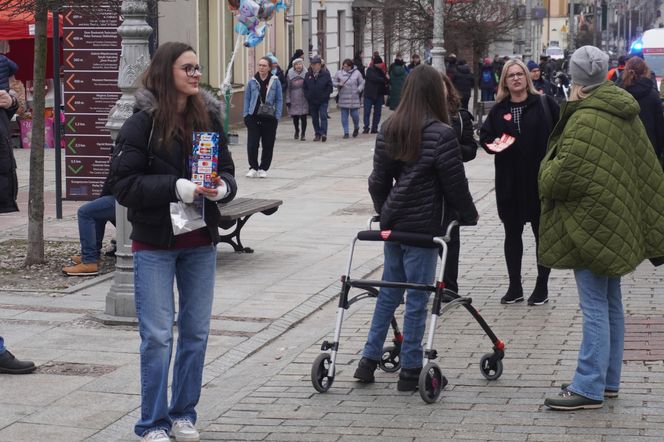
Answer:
[
  {"xmin": 109, "ymin": 42, "xmax": 237, "ymax": 441},
  {"xmin": 353, "ymin": 64, "xmax": 478, "ymax": 392}
]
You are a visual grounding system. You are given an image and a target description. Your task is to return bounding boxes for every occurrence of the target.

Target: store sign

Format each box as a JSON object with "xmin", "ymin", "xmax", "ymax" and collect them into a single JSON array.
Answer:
[{"xmin": 63, "ymin": 7, "xmax": 121, "ymax": 200}]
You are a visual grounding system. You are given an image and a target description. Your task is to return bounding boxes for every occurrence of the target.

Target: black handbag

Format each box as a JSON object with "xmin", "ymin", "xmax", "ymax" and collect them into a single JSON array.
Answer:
[{"xmin": 256, "ymin": 77, "xmax": 277, "ymax": 119}]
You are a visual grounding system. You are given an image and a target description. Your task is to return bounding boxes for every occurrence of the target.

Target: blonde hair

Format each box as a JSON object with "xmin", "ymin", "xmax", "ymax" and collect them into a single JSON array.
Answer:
[
  {"xmin": 568, "ymin": 84, "xmax": 590, "ymax": 101},
  {"xmin": 496, "ymin": 59, "xmax": 541, "ymax": 102}
]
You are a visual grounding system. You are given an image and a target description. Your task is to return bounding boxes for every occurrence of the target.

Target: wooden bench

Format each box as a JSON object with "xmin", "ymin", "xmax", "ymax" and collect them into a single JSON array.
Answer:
[{"xmin": 217, "ymin": 197, "xmax": 283, "ymax": 253}]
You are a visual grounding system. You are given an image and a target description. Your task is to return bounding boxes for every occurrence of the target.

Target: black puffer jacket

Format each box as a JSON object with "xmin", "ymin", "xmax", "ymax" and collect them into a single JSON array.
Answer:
[
  {"xmin": 369, "ymin": 119, "xmax": 478, "ymax": 236},
  {"xmin": 450, "ymin": 108, "xmax": 477, "ymax": 162},
  {"xmin": 0, "ymin": 103, "xmax": 18, "ymax": 213},
  {"xmin": 624, "ymin": 77, "xmax": 664, "ymax": 162},
  {"xmin": 110, "ymin": 89, "xmax": 237, "ymax": 247}
]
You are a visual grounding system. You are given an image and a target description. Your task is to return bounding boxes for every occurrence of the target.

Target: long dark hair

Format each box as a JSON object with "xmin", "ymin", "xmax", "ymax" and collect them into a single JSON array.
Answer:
[
  {"xmin": 141, "ymin": 42, "xmax": 210, "ymax": 149},
  {"xmin": 383, "ymin": 64, "xmax": 450, "ymax": 162}
]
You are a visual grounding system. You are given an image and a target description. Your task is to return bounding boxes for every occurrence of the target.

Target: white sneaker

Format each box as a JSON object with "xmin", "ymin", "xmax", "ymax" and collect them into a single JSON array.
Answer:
[
  {"xmin": 245, "ymin": 169, "xmax": 258, "ymax": 178},
  {"xmin": 257, "ymin": 169, "xmax": 267, "ymax": 178},
  {"xmin": 141, "ymin": 429, "xmax": 170, "ymax": 442},
  {"xmin": 171, "ymin": 419, "xmax": 200, "ymax": 442}
]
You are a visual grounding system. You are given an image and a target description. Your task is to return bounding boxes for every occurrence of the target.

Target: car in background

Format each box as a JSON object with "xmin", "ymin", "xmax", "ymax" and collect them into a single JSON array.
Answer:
[{"xmin": 545, "ymin": 46, "xmax": 564, "ymax": 60}]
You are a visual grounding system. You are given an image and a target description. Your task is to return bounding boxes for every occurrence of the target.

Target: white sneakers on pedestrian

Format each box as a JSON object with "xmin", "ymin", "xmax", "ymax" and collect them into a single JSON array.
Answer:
[
  {"xmin": 245, "ymin": 169, "xmax": 258, "ymax": 178},
  {"xmin": 141, "ymin": 429, "xmax": 170, "ymax": 442},
  {"xmin": 258, "ymin": 169, "xmax": 267, "ymax": 178},
  {"xmin": 171, "ymin": 419, "xmax": 200, "ymax": 442}
]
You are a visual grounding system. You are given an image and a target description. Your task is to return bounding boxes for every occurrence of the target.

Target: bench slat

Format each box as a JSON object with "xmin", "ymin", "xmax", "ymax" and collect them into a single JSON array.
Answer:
[{"xmin": 217, "ymin": 197, "xmax": 283, "ymax": 220}]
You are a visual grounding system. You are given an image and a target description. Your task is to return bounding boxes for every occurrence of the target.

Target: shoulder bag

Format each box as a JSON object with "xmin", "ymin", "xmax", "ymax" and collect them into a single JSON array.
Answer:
[{"xmin": 256, "ymin": 77, "xmax": 277, "ymax": 119}]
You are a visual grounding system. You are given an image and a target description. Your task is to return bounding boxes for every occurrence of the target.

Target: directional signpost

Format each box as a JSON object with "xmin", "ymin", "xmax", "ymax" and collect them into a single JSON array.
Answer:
[{"xmin": 63, "ymin": 7, "xmax": 121, "ymax": 200}]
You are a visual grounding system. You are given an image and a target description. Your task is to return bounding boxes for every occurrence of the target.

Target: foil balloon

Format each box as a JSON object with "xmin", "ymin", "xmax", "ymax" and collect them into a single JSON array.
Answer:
[{"xmin": 229, "ymin": 0, "xmax": 289, "ymax": 47}]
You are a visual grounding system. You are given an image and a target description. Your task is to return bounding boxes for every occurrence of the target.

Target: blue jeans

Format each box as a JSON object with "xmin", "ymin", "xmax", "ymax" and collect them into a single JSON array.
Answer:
[
  {"xmin": 133, "ymin": 245, "xmax": 217, "ymax": 437},
  {"xmin": 78, "ymin": 195, "xmax": 116, "ymax": 263},
  {"xmin": 481, "ymin": 89, "xmax": 494, "ymax": 101},
  {"xmin": 363, "ymin": 96, "xmax": 383, "ymax": 132},
  {"xmin": 340, "ymin": 107, "xmax": 359, "ymax": 135},
  {"xmin": 309, "ymin": 101, "xmax": 329, "ymax": 136},
  {"xmin": 0, "ymin": 336, "xmax": 4, "ymax": 354},
  {"xmin": 568, "ymin": 269, "xmax": 624, "ymax": 401},
  {"xmin": 362, "ymin": 242, "xmax": 438, "ymax": 369}
]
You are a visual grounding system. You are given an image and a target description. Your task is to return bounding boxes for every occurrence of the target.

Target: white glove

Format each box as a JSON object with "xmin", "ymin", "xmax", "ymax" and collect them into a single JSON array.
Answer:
[
  {"xmin": 175, "ymin": 179, "xmax": 197, "ymax": 204},
  {"xmin": 204, "ymin": 181, "xmax": 229, "ymax": 202}
]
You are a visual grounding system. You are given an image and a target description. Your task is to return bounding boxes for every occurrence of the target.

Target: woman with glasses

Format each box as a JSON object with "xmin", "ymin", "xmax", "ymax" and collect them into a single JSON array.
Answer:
[
  {"xmin": 109, "ymin": 42, "xmax": 237, "ymax": 442},
  {"xmin": 480, "ymin": 59, "xmax": 559, "ymax": 306},
  {"xmin": 243, "ymin": 56, "xmax": 283, "ymax": 177}
]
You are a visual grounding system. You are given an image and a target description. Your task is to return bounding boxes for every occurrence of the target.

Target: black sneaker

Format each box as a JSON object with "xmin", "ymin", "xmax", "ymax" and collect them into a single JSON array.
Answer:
[
  {"xmin": 0, "ymin": 350, "xmax": 36, "ymax": 374},
  {"xmin": 352, "ymin": 128, "xmax": 359, "ymax": 137},
  {"xmin": 560, "ymin": 383, "xmax": 618, "ymax": 399},
  {"xmin": 294, "ymin": 131, "xmax": 299, "ymax": 140},
  {"xmin": 370, "ymin": 129, "xmax": 378, "ymax": 134},
  {"xmin": 544, "ymin": 389, "xmax": 603, "ymax": 410},
  {"xmin": 300, "ymin": 134, "xmax": 306, "ymax": 141},
  {"xmin": 321, "ymin": 135, "xmax": 327, "ymax": 142},
  {"xmin": 313, "ymin": 134, "xmax": 321, "ymax": 141},
  {"xmin": 500, "ymin": 286, "xmax": 524, "ymax": 304},
  {"xmin": 353, "ymin": 357, "xmax": 379, "ymax": 383},
  {"xmin": 343, "ymin": 134, "xmax": 349, "ymax": 139},
  {"xmin": 527, "ymin": 279, "xmax": 549, "ymax": 305},
  {"xmin": 362, "ymin": 127, "xmax": 370, "ymax": 134}
]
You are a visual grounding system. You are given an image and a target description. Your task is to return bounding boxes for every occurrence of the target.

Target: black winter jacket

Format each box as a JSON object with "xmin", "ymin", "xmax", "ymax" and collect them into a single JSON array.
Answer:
[
  {"xmin": 624, "ymin": 77, "xmax": 664, "ymax": 162},
  {"xmin": 369, "ymin": 119, "xmax": 478, "ymax": 236},
  {"xmin": 0, "ymin": 103, "xmax": 18, "ymax": 213},
  {"xmin": 0, "ymin": 55, "xmax": 18, "ymax": 91},
  {"xmin": 452, "ymin": 65, "xmax": 474, "ymax": 99},
  {"xmin": 479, "ymin": 93, "xmax": 559, "ymax": 224},
  {"xmin": 303, "ymin": 68, "xmax": 333, "ymax": 106},
  {"xmin": 450, "ymin": 108, "xmax": 477, "ymax": 162},
  {"xmin": 364, "ymin": 66, "xmax": 387, "ymax": 100},
  {"xmin": 109, "ymin": 89, "xmax": 237, "ymax": 247}
]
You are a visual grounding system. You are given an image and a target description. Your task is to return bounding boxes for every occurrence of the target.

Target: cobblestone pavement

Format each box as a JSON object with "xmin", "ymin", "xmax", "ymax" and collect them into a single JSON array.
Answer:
[{"xmin": 1, "ymin": 109, "xmax": 663, "ymax": 441}]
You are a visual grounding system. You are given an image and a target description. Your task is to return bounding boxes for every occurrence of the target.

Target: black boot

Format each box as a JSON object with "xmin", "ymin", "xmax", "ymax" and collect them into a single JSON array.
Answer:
[
  {"xmin": 527, "ymin": 276, "xmax": 549, "ymax": 305},
  {"xmin": 500, "ymin": 283, "xmax": 524, "ymax": 304},
  {"xmin": 0, "ymin": 350, "xmax": 36, "ymax": 374},
  {"xmin": 353, "ymin": 357, "xmax": 379, "ymax": 383},
  {"xmin": 397, "ymin": 367, "xmax": 422, "ymax": 391},
  {"xmin": 294, "ymin": 130, "xmax": 299, "ymax": 140}
]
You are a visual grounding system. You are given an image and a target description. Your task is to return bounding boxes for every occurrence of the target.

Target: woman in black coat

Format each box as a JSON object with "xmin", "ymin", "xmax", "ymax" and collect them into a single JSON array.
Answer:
[
  {"xmin": 480, "ymin": 59, "xmax": 559, "ymax": 306},
  {"xmin": 621, "ymin": 57, "xmax": 664, "ymax": 169},
  {"xmin": 109, "ymin": 42, "xmax": 237, "ymax": 441},
  {"xmin": 0, "ymin": 89, "xmax": 18, "ymax": 213}
]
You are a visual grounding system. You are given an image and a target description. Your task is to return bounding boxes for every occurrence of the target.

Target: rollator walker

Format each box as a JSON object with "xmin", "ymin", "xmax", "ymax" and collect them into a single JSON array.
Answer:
[{"xmin": 311, "ymin": 217, "xmax": 506, "ymax": 403}]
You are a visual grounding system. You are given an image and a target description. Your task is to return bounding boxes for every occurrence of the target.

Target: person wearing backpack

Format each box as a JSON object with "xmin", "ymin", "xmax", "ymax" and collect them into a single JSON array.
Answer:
[
  {"xmin": 607, "ymin": 55, "xmax": 626, "ymax": 83},
  {"xmin": 479, "ymin": 58, "xmax": 497, "ymax": 101},
  {"xmin": 479, "ymin": 59, "xmax": 559, "ymax": 306}
]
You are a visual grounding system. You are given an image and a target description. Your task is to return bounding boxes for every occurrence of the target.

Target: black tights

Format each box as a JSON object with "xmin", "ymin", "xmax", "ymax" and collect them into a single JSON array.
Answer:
[
  {"xmin": 503, "ymin": 219, "xmax": 550, "ymax": 288},
  {"xmin": 292, "ymin": 115, "xmax": 307, "ymax": 135}
]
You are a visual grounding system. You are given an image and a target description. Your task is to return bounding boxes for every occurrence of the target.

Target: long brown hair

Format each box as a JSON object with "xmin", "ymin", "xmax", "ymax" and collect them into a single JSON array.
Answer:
[
  {"xmin": 621, "ymin": 57, "xmax": 651, "ymax": 88},
  {"xmin": 383, "ymin": 64, "xmax": 449, "ymax": 162},
  {"xmin": 441, "ymin": 73, "xmax": 460, "ymax": 114},
  {"xmin": 141, "ymin": 42, "xmax": 210, "ymax": 149}
]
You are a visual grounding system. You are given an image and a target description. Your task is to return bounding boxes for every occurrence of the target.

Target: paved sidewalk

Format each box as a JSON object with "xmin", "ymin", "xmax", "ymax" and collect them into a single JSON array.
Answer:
[{"xmin": 1, "ymin": 109, "xmax": 663, "ymax": 441}]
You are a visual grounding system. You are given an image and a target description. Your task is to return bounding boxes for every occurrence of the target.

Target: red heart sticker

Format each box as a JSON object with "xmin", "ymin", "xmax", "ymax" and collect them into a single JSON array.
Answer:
[
  {"xmin": 503, "ymin": 113, "xmax": 512, "ymax": 121},
  {"xmin": 380, "ymin": 230, "xmax": 392, "ymax": 240}
]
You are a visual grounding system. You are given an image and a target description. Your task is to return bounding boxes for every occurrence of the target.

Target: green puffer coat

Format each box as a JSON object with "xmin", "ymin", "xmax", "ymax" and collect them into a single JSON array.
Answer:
[{"xmin": 538, "ymin": 82, "xmax": 664, "ymax": 276}]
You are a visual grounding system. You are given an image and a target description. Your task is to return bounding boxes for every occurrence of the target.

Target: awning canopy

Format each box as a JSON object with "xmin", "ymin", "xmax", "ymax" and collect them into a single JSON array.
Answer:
[{"xmin": 0, "ymin": 8, "xmax": 63, "ymax": 40}]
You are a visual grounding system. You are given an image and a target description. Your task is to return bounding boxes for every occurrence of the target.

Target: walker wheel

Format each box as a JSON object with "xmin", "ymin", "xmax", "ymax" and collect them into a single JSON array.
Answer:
[
  {"xmin": 379, "ymin": 345, "xmax": 401, "ymax": 373},
  {"xmin": 311, "ymin": 353, "xmax": 334, "ymax": 393},
  {"xmin": 418, "ymin": 362, "xmax": 445, "ymax": 403},
  {"xmin": 479, "ymin": 353, "xmax": 503, "ymax": 380}
]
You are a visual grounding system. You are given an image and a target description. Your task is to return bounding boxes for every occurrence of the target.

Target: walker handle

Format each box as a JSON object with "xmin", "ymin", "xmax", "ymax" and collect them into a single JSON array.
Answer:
[{"xmin": 357, "ymin": 230, "xmax": 442, "ymax": 248}]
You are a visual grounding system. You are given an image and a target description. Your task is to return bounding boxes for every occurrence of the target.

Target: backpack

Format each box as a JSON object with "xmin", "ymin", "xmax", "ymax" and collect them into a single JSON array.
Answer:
[{"xmin": 481, "ymin": 69, "xmax": 493, "ymax": 87}]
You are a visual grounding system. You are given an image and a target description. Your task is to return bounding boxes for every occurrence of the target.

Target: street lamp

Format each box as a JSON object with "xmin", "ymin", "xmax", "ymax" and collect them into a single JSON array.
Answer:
[{"xmin": 431, "ymin": 0, "xmax": 446, "ymax": 73}]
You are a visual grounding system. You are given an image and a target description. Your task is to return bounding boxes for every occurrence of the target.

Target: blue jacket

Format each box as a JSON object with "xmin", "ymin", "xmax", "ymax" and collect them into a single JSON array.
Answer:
[
  {"xmin": 243, "ymin": 74, "xmax": 283, "ymax": 120},
  {"xmin": 303, "ymin": 68, "xmax": 333, "ymax": 106},
  {"xmin": 0, "ymin": 55, "xmax": 18, "ymax": 91}
]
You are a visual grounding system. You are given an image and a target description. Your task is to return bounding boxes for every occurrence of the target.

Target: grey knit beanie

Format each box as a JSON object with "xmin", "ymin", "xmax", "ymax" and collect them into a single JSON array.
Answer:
[{"xmin": 569, "ymin": 45, "xmax": 609, "ymax": 88}]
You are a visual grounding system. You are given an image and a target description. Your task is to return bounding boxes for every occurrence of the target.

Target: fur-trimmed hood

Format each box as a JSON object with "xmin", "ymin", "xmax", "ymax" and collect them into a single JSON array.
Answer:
[{"xmin": 134, "ymin": 88, "xmax": 225, "ymax": 126}]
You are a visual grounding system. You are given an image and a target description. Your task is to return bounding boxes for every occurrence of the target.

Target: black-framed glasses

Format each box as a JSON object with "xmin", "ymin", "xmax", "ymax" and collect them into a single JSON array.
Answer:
[
  {"xmin": 506, "ymin": 72, "xmax": 525, "ymax": 80},
  {"xmin": 181, "ymin": 64, "xmax": 203, "ymax": 77}
]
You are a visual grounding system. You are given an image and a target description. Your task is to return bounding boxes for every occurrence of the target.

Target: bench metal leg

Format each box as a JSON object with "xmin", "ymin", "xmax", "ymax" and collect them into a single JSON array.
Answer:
[{"xmin": 218, "ymin": 215, "xmax": 254, "ymax": 253}]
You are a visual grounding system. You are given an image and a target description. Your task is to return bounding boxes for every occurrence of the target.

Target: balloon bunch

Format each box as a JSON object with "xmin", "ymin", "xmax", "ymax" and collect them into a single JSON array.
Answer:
[{"xmin": 227, "ymin": 0, "xmax": 288, "ymax": 47}]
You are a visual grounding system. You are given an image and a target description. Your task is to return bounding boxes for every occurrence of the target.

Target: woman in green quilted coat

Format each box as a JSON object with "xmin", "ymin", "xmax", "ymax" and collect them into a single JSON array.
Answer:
[{"xmin": 539, "ymin": 46, "xmax": 664, "ymax": 411}]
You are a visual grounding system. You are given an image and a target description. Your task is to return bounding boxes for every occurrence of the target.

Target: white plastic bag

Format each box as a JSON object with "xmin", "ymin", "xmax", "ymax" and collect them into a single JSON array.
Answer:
[{"xmin": 170, "ymin": 200, "xmax": 206, "ymax": 236}]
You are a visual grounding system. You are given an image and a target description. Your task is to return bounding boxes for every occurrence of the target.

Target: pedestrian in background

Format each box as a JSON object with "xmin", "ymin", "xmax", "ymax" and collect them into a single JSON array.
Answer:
[
  {"xmin": 363, "ymin": 55, "xmax": 388, "ymax": 134},
  {"xmin": 0, "ymin": 41, "xmax": 18, "ymax": 92},
  {"xmin": 479, "ymin": 58, "xmax": 497, "ymax": 102},
  {"xmin": 527, "ymin": 60, "xmax": 554, "ymax": 96},
  {"xmin": 440, "ymin": 73, "xmax": 478, "ymax": 295},
  {"xmin": 285, "ymin": 57, "xmax": 308, "ymax": 141},
  {"xmin": 266, "ymin": 52, "xmax": 286, "ymax": 95},
  {"xmin": 303, "ymin": 55, "xmax": 332, "ymax": 142},
  {"xmin": 406, "ymin": 53, "xmax": 421, "ymax": 73},
  {"xmin": 109, "ymin": 42, "xmax": 237, "ymax": 442},
  {"xmin": 539, "ymin": 45, "xmax": 664, "ymax": 411},
  {"xmin": 243, "ymin": 56, "xmax": 283, "ymax": 178},
  {"xmin": 286, "ymin": 48, "xmax": 304, "ymax": 73},
  {"xmin": 452, "ymin": 60, "xmax": 475, "ymax": 109},
  {"xmin": 353, "ymin": 50, "xmax": 366, "ymax": 78},
  {"xmin": 387, "ymin": 53, "xmax": 407, "ymax": 111},
  {"xmin": 620, "ymin": 56, "xmax": 664, "ymax": 168},
  {"xmin": 0, "ymin": 89, "xmax": 18, "ymax": 213},
  {"xmin": 333, "ymin": 58, "xmax": 364, "ymax": 138},
  {"xmin": 480, "ymin": 59, "xmax": 559, "ymax": 306},
  {"xmin": 353, "ymin": 64, "xmax": 478, "ymax": 391}
]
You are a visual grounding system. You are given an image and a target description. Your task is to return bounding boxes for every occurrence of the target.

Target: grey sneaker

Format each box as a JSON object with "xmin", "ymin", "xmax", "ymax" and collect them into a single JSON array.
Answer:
[
  {"xmin": 171, "ymin": 418, "xmax": 200, "ymax": 442},
  {"xmin": 141, "ymin": 429, "xmax": 170, "ymax": 442},
  {"xmin": 560, "ymin": 383, "xmax": 618, "ymax": 399},
  {"xmin": 544, "ymin": 389, "xmax": 604, "ymax": 410}
]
